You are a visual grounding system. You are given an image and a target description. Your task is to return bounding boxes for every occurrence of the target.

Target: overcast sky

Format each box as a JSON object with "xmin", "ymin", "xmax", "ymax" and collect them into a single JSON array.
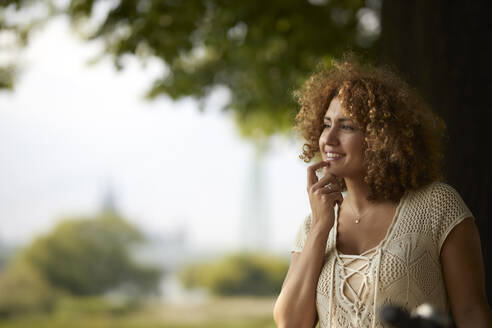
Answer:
[{"xmin": 0, "ymin": 16, "xmax": 312, "ymax": 254}]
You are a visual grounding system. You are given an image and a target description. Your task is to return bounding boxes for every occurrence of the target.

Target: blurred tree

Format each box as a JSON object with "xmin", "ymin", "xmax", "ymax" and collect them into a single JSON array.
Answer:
[
  {"xmin": 1, "ymin": 0, "xmax": 377, "ymax": 141},
  {"xmin": 0, "ymin": 262, "xmax": 58, "ymax": 317},
  {"xmin": 0, "ymin": 0, "xmax": 53, "ymax": 89},
  {"xmin": 179, "ymin": 253, "xmax": 288, "ymax": 296},
  {"xmin": 66, "ymin": 0, "xmax": 379, "ymax": 140},
  {"xmin": 19, "ymin": 213, "xmax": 161, "ymax": 297}
]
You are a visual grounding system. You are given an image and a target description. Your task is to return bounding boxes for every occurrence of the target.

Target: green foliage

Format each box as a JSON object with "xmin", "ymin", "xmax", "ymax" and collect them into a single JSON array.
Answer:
[
  {"xmin": 0, "ymin": 0, "xmax": 54, "ymax": 89},
  {"xmin": 1, "ymin": 0, "xmax": 378, "ymax": 142},
  {"xmin": 179, "ymin": 252, "xmax": 288, "ymax": 296},
  {"xmin": 0, "ymin": 262, "xmax": 58, "ymax": 318},
  {"xmin": 65, "ymin": 0, "xmax": 376, "ymax": 140},
  {"xmin": 19, "ymin": 213, "xmax": 161, "ymax": 297}
]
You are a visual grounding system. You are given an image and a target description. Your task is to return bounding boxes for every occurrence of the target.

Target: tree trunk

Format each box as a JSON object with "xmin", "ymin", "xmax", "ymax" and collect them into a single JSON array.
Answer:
[{"xmin": 379, "ymin": 0, "xmax": 492, "ymax": 302}]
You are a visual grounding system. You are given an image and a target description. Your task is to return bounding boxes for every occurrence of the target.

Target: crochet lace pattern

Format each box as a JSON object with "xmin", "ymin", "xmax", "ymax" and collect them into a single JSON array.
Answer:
[{"xmin": 291, "ymin": 181, "xmax": 474, "ymax": 327}]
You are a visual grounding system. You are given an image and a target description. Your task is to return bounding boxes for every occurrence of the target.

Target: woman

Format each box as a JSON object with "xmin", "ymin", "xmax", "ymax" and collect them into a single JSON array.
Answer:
[{"xmin": 273, "ymin": 56, "xmax": 492, "ymax": 327}]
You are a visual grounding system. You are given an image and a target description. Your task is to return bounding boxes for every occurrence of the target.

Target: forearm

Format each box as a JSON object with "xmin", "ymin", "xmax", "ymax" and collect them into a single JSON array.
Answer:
[
  {"xmin": 453, "ymin": 303, "xmax": 492, "ymax": 328},
  {"xmin": 274, "ymin": 224, "xmax": 330, "ymax": 328}
]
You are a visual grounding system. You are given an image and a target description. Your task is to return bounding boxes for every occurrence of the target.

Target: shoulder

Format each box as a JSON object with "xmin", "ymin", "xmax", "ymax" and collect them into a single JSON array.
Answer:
[
  {"xmin": 291, "ymin": 213, "xmax": 313, "ymax": 253},
  {"xmin": 406, "ymin": 181, "xmax": 461, "ymax": 205},
  {"xmin": 425, "ymin": 181, "xmax": 471, "ymax": 214},
  {"xmin": 407, "ymin": 181, "xmax": 472, "ymax": 216},
  {"xmin": 403, "ymin": 181, "xmax": 473, "ymax": 226},
  {"xmin": 426, "ymin": 181, "xmax": 460, "ymax": 196},
  {"xmin": 421, "ymin": 181, "xmax": 474, "ymax": 250},
  {"xmin": 413, "ymin": 180, "xmax": 454, "ymax": 195}
]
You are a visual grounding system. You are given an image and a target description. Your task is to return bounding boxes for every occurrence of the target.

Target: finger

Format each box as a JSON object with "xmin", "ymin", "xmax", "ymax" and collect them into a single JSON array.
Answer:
[
  {"xmin": 307, "ymin": 161, "xmax": 331, "ymax": 188},
  {"xmin": 319, "ymin": 183, "xmax": 340, "ymax": 193},
  {"xmin": 315, "ymin": 184, "xmax": 342, "ymax": 196},
  {"xmin": 333, "ymin": 193, "xmax": 344, "ymax": 207},
  {"xmin": 311, "ymin": 174, "xmax": 340, "ymax": 193},
  {"xmin": 317, "ymin": 191, "xmax": 343, "ymax": 205}
]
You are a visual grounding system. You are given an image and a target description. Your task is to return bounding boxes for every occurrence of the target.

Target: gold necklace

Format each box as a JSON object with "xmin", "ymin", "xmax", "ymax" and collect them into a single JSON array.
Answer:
[{"xmin": 345, "ymin": 198, "xmax": 374, "ymax": 224}]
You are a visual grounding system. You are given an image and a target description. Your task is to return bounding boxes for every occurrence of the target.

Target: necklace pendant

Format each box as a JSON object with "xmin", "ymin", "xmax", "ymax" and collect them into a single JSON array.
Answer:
[{"xmin": 355, "ymin": 217, "xmax": 360, "ymax": 224}]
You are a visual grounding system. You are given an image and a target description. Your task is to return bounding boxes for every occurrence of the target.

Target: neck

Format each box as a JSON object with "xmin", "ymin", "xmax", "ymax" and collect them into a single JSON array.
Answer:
[{"xmin": 343, "ymin": 177, "xmax": 375, "ymax": 214}]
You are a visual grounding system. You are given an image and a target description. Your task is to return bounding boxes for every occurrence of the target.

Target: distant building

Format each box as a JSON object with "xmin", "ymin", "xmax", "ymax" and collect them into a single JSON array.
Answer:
[
  {"xmin": 240, "ymin": 150, "xmax": 270, "ymax": 251},
  {"xmin": 100, "ymin": 179, "xmax": 119, "ymax": 215}
]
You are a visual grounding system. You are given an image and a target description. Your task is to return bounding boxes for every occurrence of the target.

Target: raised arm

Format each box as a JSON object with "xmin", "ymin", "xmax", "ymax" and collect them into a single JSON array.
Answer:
[{"xmin": 273, "ymin": 161, "xmax": 343, "ymax": 328}]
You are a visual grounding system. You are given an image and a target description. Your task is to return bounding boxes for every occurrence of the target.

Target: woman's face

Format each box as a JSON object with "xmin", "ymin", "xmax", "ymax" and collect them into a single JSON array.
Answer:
[{"xmin": 319, "ymin": 97, "xmax": 367, "ymax": 179}]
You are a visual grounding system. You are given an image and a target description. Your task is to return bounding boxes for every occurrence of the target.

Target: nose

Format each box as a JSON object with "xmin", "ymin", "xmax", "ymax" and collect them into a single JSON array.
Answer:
[{"xmin": 320, "ymin": 126, "xmax": 339, "ymax": 147}]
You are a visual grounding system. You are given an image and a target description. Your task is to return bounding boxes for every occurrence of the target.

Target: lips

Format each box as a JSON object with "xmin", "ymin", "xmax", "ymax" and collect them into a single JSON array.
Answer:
[{"xmin": 325, "ymin": 152, "xmax": 345, "ymax": 161}]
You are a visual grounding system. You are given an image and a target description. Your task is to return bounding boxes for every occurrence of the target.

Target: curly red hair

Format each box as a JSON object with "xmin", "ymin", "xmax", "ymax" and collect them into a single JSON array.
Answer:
[{"xmin": 293, "ymin": 55, "xmax": 447, "ymax": 202}]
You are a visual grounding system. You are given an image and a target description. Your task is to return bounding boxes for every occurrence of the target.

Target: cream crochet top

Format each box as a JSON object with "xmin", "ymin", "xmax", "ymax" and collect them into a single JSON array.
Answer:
[{"xmin": 291, "ymin": 181, "xmax": 474, "ymax": 328}]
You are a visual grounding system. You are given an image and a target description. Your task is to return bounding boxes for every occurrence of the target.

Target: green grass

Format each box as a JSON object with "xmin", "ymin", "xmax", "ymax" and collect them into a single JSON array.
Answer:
[
  {"xmin": 0, "ymin": 297, "xmax": 276, "ymax": 328},
  {"xmin": 0, "ymin": 316, "xmax": 275, "ymax": 328}
]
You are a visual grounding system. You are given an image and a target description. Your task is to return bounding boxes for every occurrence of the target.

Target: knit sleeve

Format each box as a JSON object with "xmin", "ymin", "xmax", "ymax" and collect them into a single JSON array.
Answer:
[
  {"xmin": 431, "ymin": 182, "xmax": 475, "ymax": 252},
  {"xmin": 291, "ymin": 213, "xmax": 313, "ymax": 253}
]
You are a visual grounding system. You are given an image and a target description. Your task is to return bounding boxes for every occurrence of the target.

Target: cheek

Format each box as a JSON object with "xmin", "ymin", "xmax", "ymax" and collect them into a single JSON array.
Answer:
[
  {"xmin": 355, "ymin": 143, "xmax": 367, "ymax": 161},
  {"xmin": 346, "ymin": 138, "xmax": 366, "ymax": 159},
  {"xmin": 319, "ymin": 133, "xmax": 326, "ymax": 148}
]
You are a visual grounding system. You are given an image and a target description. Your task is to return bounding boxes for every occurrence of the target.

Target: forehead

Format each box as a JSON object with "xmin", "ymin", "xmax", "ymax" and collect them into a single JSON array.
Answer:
[{"xmin": 324, "ymin": 97, "xmax": 348, "ymax": 119}]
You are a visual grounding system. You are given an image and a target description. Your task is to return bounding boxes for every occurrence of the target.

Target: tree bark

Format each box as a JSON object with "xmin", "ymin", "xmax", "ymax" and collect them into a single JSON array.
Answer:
[{"xmin": 380, "ymin": 0, "xmax": 492, "ymax": 302}]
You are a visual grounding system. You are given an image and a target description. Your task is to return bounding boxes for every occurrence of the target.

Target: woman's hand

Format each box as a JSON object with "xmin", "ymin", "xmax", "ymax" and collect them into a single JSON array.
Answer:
[
  {"xmin": 307, "ymin": 161, "xmax": 344, "ymax": 234},
  {"xmin": 273, "ymin": 160, "xmax": 343, "ymax": 328}
]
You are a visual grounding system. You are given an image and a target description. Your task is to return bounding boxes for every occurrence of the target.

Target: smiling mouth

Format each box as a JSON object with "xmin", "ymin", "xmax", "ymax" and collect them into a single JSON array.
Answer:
[{"xmin": 325, "ymin": 153, "xmax": 345, "ymax": 161}]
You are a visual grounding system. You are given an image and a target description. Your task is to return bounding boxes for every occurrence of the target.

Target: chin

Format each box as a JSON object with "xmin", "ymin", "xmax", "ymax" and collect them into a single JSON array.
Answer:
[{"xmin": 323, "ymin": 166, "xmax": 343, "ymax": 177}]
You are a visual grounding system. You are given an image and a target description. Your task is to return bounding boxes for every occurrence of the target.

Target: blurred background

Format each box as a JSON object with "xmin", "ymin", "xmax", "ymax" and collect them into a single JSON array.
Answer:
[{"xmin": 0, "ymin": 0, "xmax": 490, "ymax": 327}]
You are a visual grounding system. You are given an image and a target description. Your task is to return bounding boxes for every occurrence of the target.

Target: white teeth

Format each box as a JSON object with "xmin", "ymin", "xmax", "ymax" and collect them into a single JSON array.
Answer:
[{"xmin": 326, "ymin": 152, "xmax": 343, "ymax": 158}]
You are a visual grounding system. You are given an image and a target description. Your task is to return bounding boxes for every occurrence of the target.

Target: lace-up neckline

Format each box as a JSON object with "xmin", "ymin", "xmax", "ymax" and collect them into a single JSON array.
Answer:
[
  {"xmin": 291, "ymin": 182, "xmax": 474, "ymax": 328},
  {"xmin": 334, "ymin": 191, "xmax": 407, "ymax": 257},
  {"xmin": 331, "ymin": 192, "xmax": 407, "ymax": 327}
]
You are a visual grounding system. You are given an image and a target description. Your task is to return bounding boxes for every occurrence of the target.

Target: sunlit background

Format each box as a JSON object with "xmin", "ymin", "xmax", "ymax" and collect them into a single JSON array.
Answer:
[
  {"xmin": 0, "ymin": 15, "xmax": 313, "ymax": 251},
  {"xmin": 0, "ymin": 3, "xmax": 320, "ymax": 327},
  {"xmin": 5, "ymin": 0, "xmax": 487, "ymax": 327}
]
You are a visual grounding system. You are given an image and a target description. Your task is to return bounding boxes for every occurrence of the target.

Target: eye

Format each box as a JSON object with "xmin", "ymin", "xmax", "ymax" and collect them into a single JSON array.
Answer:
[
  {"xmin": 323, "ymin": 123, "xmax": 331, "ymax": 129},
  {"xmin": 342, "ymin": 125, "xmax": 355, "ymax": 130}
]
